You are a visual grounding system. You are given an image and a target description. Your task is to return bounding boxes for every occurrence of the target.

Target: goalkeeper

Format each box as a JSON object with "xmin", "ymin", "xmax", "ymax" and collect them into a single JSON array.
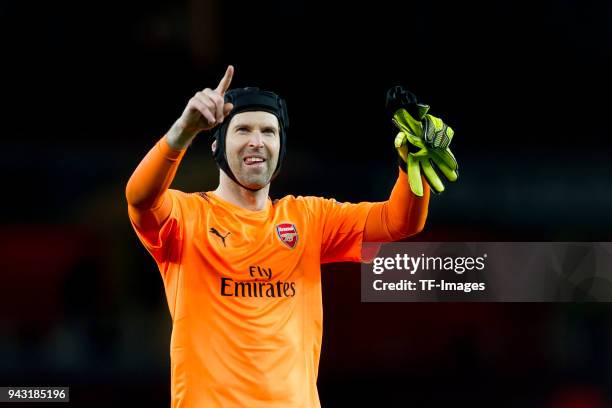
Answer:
[{"xmin": 125, "ymin": 65, "xmax": 458, "ymax": 407}]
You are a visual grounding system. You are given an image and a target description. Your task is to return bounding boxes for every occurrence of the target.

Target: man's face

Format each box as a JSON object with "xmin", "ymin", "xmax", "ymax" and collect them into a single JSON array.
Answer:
[{"xmin": 224, "ymin": 111, "xmax": 280, "ymax": 189}]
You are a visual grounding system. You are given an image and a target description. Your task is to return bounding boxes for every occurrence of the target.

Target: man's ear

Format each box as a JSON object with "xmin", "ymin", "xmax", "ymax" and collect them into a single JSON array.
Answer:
[{"xmin": 211, "ymin": 139, "xmax": 217, "ymax": 154}]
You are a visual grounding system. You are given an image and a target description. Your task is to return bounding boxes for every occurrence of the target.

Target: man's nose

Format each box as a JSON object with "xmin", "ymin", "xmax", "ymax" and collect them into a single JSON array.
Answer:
[{"xmin": 248, "ymin": 131, "xmax": 264, "ymax": 148}]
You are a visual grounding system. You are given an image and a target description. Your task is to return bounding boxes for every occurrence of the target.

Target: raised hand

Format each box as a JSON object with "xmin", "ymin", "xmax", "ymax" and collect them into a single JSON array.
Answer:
[
  {"xmin": 167, "ymin": 65, "xmax": 235, "ymax": 149},
  {"xmin": 387, "ymin": 86, "xmax": 459, "ymax": 197}
]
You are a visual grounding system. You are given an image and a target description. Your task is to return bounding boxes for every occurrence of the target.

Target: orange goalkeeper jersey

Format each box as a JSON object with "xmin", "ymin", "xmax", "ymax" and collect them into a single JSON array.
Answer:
[{"xmin": 129, "ymin": 188, "xmax": 375, "ymax": 407}]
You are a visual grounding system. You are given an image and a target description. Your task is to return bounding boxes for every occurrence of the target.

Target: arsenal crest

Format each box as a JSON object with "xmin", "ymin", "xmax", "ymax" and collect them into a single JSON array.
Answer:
[{"xmin": 276, "ymin": 223, "xmax": 298, "ymax": 249}]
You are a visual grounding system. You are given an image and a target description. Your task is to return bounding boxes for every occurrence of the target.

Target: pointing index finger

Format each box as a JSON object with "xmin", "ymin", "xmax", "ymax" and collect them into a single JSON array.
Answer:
[{"xmin": 215, "ymin": 65, "xmax": 234, "ymax": 95}]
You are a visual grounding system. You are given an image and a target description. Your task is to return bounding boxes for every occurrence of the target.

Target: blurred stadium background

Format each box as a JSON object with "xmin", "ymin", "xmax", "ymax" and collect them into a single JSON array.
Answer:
[{"xmin": 1, "ymin": 0, "xmax": 611, "ymax": 406}]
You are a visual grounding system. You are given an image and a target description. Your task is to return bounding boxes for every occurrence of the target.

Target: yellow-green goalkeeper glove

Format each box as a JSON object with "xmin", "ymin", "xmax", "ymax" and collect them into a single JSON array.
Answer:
[{"xmin": 386, "ymin": 86, "xmax": 459, "ymax": 197}]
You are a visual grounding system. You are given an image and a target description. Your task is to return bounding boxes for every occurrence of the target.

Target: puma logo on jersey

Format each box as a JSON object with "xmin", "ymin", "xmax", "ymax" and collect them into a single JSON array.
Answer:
[{"xmin": 210, "ymin": 227, "xmax": 230, "ymax": 247}]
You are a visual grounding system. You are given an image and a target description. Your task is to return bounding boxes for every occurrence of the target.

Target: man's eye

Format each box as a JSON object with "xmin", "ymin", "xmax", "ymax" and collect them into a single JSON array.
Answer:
[{"xmin": 237, "ymin": 128, "xmax": 248, "ymax": 133}]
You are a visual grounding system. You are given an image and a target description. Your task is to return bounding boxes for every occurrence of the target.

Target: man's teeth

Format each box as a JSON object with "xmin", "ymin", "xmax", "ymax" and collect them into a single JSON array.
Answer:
[{"xmin": 245, "ymin": 157, "xmax": 265, "ymax": 164}]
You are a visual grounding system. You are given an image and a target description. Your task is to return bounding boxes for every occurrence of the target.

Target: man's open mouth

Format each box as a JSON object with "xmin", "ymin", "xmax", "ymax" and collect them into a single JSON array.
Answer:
[{"xmin": 244, "ymin": 156, "xmax": 266, "ymax": 166}]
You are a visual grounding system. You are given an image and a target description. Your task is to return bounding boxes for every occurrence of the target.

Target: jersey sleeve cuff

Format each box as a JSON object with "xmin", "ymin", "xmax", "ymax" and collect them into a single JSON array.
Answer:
[{"xmin": 159, "ymin": 135, "xmax": 188, "ymax": 161}]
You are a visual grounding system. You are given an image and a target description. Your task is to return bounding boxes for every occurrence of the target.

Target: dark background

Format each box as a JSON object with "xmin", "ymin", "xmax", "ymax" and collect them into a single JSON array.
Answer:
[{"xmin": 1, "ymin": 0, "xmax": 611, "ymax": 406}]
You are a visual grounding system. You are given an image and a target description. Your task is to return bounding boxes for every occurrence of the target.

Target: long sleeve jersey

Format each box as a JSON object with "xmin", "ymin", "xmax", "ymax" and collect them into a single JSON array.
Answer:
[{"xmin": 126, "ymin": 135, "xmax": 429, "ymax": 407}]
